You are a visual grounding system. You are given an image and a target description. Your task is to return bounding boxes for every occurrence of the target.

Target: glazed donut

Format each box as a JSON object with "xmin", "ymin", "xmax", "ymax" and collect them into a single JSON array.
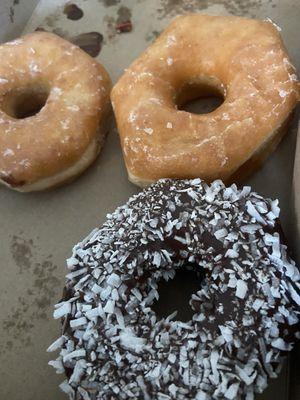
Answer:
[
  {"xmin": 49, "ymin": 179, "xmax": 300, "ymax": 400},
  {"xmin": 0, "ymin": 32, "xmax": 111, "ymax": 192},
  {"xmin": 111, "ymin": 14, "xmax": 300, "ymax": 187}
]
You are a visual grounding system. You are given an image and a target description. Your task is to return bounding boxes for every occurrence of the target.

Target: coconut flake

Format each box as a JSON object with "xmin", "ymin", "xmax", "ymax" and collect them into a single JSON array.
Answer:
[
  {"xmin": 63, "ymin": 349, "xmax": 86, "ymax": 362},
  {"xmin": 252, "ymin": 299, "xmax": 264, "ymax": 311},
  {"xmin": 59, "ymin": 381, "xmax": 75, "ymax": 398},
  {"xmin": 271, "ymin": 338, "xmax": 293, "ymax": 351},
  {"xmin": 224, "ymin": 382, "xmax": 240, "ymax": 399},
  {"xmin": 53, "ymin": 302, "xmax": 71, "ymax": 319},
  {"xmin": 107, "ymin": 273, "xmax": 121, "ymax": 287},
  {"xmin": 78, "ymin": 387, "xmax": 91, "ymax": 400},
  {"xmin": 225, "ymin": 249, "xmax": 239, "ymax": 258},
  {"xmin": 48, "ymin": 359, "xmax": 64, "ymax": 373},
  {"xmin": 120, "ymin": 329, "xmax": 146, "ymax": 352},
  {"xmin": 47, "ymin": 336, "xmax": 66, "ymax": 352},
  {"xmin": 246, "ymin": 201, "xmax": 265, "ymax": 224},
  {"xmin": 196, "ymin": 391, "xmax": 209, "ymax": 400},
  {"xmin": 214, "ymin": 228, "xmax": 228, "ymax": 239},
  {"xmin": 103, "ymin": 299, "xmax": 115, "ymax": 314},
  {"xmin": 70, "ymin": 317, "xmax": 87, "ymax": 328},
  {"xmin": 69, "ymin": 359, "xmax": 86, "ymax": 384},
  {"xmin": 236, "ymin": 280, "xmax": 248, "ymax": 299}
]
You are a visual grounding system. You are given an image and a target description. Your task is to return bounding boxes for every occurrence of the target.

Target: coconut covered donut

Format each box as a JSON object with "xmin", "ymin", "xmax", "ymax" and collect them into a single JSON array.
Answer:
[
  {"xmin": 49, "ymin": 179, "xmax": 300, "ymax": 400},
  {"xmin": 111, "ymin": 14, "xmax": 300, "ymax": 187},
  {"xmin": 0, "ymin": 32, "xmax": 111, "ymax": 192}
]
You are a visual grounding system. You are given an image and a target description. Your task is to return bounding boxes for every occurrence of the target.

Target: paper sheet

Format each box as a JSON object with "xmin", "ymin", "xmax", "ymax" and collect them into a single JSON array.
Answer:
[{"xmin": 0, "ymin": 1, "xmax": 299, "ymax": 399}]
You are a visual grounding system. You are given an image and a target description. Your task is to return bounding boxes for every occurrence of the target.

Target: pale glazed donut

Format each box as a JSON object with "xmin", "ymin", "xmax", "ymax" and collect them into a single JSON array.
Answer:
[
  {"xmin": 111, "ymin": 14, "xmax": 300, "ymax": 187},
  {"xmin": 0, "ymin": 32, "xmax": 111, "ymax": 192}
]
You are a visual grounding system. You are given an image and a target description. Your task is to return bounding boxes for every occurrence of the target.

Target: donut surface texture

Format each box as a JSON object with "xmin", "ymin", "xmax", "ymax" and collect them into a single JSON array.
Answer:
[
  {"xmin": 111, "ymin": 14, "xmax": 299, "ymax": 187},
  {"xmin": 0, "ymin": 32, "xmax": 111, "ymax": 192},
  {"xmin": 49, "ymin": 179, "xmax": 300, "ymax": 400}
]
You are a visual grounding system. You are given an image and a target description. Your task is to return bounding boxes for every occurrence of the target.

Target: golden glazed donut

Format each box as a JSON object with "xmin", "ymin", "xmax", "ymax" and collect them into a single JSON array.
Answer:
[
  {"xmin": 0, "ymin": 32, "xmax": 111, "ymax": 192},
  {"xmin": 111, "ymin": 14, "xmax": 300, "ymax": 187}
]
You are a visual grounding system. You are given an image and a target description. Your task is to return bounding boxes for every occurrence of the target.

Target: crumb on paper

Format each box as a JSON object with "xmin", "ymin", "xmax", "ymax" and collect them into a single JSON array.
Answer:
[{"xmin": 116, "ymin": 21, "xmax": 133, "ymax": 33}]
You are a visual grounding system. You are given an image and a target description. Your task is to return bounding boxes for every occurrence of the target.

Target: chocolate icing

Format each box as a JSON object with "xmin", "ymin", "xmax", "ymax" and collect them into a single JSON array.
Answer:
[{"xmin": 48, "ymin": 179, "xmax": 300, "ymax": 400}]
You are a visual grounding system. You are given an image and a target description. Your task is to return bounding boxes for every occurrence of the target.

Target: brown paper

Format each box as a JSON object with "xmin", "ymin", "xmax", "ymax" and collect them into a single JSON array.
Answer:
[{"xmin": 0, "ymin": 1, "xmax": 299, "ymax": 399}]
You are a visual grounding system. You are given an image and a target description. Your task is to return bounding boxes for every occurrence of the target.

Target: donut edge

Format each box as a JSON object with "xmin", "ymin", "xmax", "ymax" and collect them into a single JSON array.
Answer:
[
  {"xmin": 0, "ymin": 105, "xmax": 112, "ymax": 192},
  {"xmin": 126, "ymin": 111, "xmax": 295, "ymax": 188}
]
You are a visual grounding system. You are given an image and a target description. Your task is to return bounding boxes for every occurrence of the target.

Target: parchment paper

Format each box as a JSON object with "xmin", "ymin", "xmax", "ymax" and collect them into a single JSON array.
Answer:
[{"xmin": 0, "ymin": 1, "xmax": 299, "ymax": 399}]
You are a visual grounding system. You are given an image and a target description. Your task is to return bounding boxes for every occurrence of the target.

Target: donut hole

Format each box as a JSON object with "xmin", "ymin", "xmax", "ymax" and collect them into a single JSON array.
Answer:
[
  {"xmin": 1, "ymin": 84, "xmax": 50, "ymax": 119},
  {"xmin": 152, "ymin": 264, "xmax": 205, "ymax": 322},
  {"xmin": 176, "ymin": 78, "xmax": 224, "ymax": 115}
]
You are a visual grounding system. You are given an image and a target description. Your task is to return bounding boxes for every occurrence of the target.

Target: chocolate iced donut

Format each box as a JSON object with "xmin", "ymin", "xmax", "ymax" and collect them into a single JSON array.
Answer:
[{"xmin": 49, "ymin": 179, "xmax": 300, "ymax": 399}]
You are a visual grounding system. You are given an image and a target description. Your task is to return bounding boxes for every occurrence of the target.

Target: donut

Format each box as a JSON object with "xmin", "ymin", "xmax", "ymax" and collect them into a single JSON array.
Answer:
[
  {"xmin": 0, "ymin": 32, "xmax": 111, "ymax": 192},
  {"xmin": 48, "ymin": 179, "xmax": 300, "ymax": 399},
  {"xmin": 111, "ymin": 14, "xmax": 300, "ymax": 187}
]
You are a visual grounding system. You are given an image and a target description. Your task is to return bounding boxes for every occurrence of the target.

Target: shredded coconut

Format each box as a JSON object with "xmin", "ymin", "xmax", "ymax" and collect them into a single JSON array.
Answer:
[{"xmin": 49, "ymin": 179, "xmax": 300, "ymax": 400}]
